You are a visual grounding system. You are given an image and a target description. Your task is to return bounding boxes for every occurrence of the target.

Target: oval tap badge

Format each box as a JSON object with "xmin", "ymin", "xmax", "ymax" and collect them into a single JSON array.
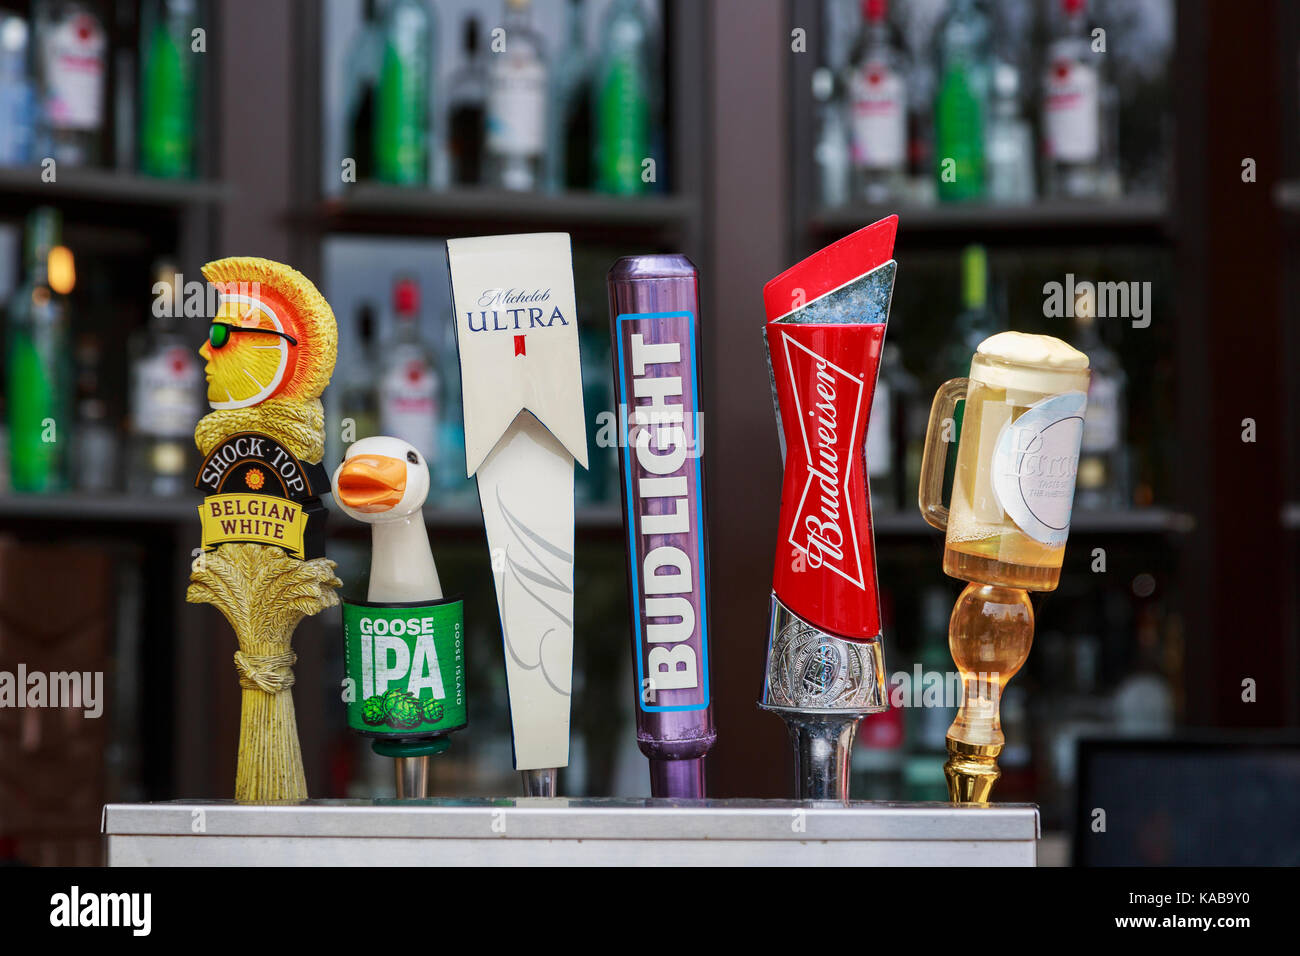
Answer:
[{"xmin": 195, "ymin": 431, "xmax": 330, "ymax": 559}]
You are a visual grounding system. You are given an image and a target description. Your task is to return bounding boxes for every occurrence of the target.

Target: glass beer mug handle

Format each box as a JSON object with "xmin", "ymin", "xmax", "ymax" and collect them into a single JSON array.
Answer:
[{"xmin": 918, "ymin": 377, "xmax": 970, "ymax": 532}]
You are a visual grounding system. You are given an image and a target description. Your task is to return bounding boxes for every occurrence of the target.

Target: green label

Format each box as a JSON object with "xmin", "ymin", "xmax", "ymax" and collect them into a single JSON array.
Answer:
[
  {"xmin": 935, "ymin": 66, "xmax": 985, "ymax": 201},
  {"xmin": 597, "ymin": 58, "xmax": 649, "ymax": 195},
  {"xmin": 140, "ymin": 24, "xmax": 195, "ymax": 178},
  {"xmin": 343, "ymin": 599, "xmax": 466, "ymax": 736},
  {"xmin": 373, "ymin": 36, "xmax": 429, "ymax": 184}
]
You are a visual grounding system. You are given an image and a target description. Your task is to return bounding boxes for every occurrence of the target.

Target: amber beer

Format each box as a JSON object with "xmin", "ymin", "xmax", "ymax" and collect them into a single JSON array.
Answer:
[{"xmin": 920, "ymin": 332, "xmax": 1091, "ymax": 591}]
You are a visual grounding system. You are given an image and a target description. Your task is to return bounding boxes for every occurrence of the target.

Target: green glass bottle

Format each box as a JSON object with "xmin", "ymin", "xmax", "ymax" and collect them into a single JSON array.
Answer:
[
  {"xmin": 6, "ymin": 208, "xmax": 72, "ymax": 493},
  {"xmin": 373, "ymin": 0, "xmax": 433, "ymax": 186},
  {"xmin": 594, "ymin": 0, "xmax": 653, "ymax": 195},
  {"xmin": 933, "ymin": 0, "xmax": 989, "ymax": 202},
  {"xmin": 139, "ymin": 0, "xmax": 198, "ymax": 178}
]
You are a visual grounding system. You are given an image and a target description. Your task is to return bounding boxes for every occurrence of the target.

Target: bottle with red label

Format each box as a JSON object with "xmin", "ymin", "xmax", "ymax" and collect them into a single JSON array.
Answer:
[
  {"xmin": 846, "ymin": 0, "xmax": 907, "ymax": 203},
  {"xmin": 379, "ymin": 276, "xmax": 440, "ymax": 479},
  {"xmin": 1042, "ymin": 0, "xmax": 1118, "ymax": 198},
  {"xmin": 32, "ymin": 0, "xmax": 106, "ymax": 167}
]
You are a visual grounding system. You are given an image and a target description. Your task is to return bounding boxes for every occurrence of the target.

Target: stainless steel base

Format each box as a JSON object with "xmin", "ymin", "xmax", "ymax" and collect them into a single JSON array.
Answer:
[
  {"xmin": 760, "ymin": 594, "xmax": 888, "ymax": 800},
  {"xmin": 102, "ymin": 800, "xmax": 1040, "ymax": 866},
  {"xmin": 520, "ymin": 767, "xmax": 558, "ymax": 797}
]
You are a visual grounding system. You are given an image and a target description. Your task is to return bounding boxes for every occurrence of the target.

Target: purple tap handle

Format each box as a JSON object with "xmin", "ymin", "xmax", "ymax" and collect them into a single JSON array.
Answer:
[{"xmin": 607, "ymin": 255, "xmax": 716, "ymax": 799}]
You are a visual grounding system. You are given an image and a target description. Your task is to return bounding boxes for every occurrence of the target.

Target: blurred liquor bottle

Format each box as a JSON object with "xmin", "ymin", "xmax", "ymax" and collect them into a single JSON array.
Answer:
[
  {"xmin": 932, "ymin": 0, "xmax": 989, "ymax": 202},
  {"xmin": 33, "ymin": 0, "xmax": 107, "ymax": 168},
  {"xmin": 1042, "ymin": 0, "xmax": 1119, "ymax": 199},
  {"xmin": 941, "ymin": 245, "xmax": 1001, "ymax": 500},
  {"xmin": 0, "ymin": 15, "xmax": 37, "ymax": 166},
  {"xmin": 447, "ymin": 15, "xmax": 487, "ymax": 186},
  {"xmin": 1114, "ymin": 600, "xmax": 1174, "ymax": 736},
  {"xmin": 549, "ymin": 0, "xmax": 591, "ymax": 192},
  {"xmin": 327, "ymin": 303, "xmax": 380, "ymax": 470},
  {"xmin": 1043, "ymin": 633, "xmax": 1110, "ymax": 819},
  {"xmin": 575, "ymin": 324, "xmax": 612, "ymax": 506},
  {"xmin": 485, "ymin": 0, "xmax": 547, "ymax": 192},
  {"xmin": 431, "ymin": 301, "xmax": 467, "ymax": 502},
  {"xmin": 846, "ymin": 0, "xmax": 907, "ymax": 204},
  {"xmin": 6, "ymin": 208, "xmax": 72, "ymax": 493},
  {"xmin": 343, "ymin": 0, "xmax": 382, "ymax": 183},
  {"xmin": 1072, "ymin": 306, "xmax": 1128, "ymax": 510},
  {"xmin": 374, "ymin": 0, "xmax": 433, "ymax": 186},
  {"xmin": 903, "ymin": 586, "xmax": 956, "ymax": 802},
  {"xmin": 72, "ymin": 333, "xmax": 116, "ymax": 491},
  {"xmin": 379, "ymin": 276, "xmax": 440, "ymax": 477},
  {"xmin": 856, "ymin": 705, "xmax": 904, "ymax": 801},
  {"xmin": 985, "ymin": 61, "xmax": 1035, "ymax": 203},
  {"xmin": 867, "ymin": 342, "xmax": 919, "ymax": 513},
  {"xmin": 811, "ymin": 66, "xmax": 849, "ymax": 208},
  {"xmin": 943, "ymin": 244, "xmax": 1000, "ymax": 378},
  {"xmin": 127, "ymin": 261, "xmax": 201, "ymax": 496},
  {"xmin": 594, "ymin": 0, "xmax": 654, "ymax": 196},
  {"xmin": 137, "ymin": 0, "xmax": 197, "ymax": 178}
]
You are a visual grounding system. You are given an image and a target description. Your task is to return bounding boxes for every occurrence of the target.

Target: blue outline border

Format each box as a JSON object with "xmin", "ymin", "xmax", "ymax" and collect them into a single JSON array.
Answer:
[{"xmin": 616, "ymin": 310, "xmax": 711, "ymax": 714}]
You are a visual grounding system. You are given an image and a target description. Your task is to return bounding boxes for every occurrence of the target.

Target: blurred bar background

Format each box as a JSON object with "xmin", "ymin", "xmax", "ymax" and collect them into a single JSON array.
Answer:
[{"xmin": 0, "ymin": 0, "xmax": 1293, "ymax": 865}]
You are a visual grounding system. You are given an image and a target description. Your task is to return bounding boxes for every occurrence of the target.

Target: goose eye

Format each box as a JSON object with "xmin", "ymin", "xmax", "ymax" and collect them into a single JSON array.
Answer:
[{"xmin": 406, "ymin": 451, "xmax": 419, "ymax": 464}]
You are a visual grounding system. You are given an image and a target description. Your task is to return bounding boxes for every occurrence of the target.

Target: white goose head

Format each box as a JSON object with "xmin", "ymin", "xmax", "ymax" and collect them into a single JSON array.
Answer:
[{"xmin": 332, "ymin": 436, "xmax": 430, "ymax": 523}]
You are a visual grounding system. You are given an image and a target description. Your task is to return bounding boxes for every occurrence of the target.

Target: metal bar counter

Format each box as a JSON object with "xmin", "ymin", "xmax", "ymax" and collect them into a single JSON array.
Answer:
[{"xmin": 103, "ymin": 800, "xmax": 1039, "ymax": 866}]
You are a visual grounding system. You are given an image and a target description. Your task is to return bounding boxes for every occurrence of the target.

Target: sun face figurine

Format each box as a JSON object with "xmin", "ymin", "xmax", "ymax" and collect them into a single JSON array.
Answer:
[{"xmin": 199, "ymin": 257, "xmax": 337, "ymax": 412}]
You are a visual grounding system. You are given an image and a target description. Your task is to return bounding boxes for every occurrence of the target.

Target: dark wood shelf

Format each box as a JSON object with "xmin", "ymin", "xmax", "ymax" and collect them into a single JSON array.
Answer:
[
  {"xmin": 809, "ymin": 196, "xmax": 1171, "ymax": 246},
  {"xmin": 313, "ymin": 184, "xmax": 697, "ymax": 239},
  {"xmin": 0, "ymin": 166, "xmax": 230, "ymax": 207}
]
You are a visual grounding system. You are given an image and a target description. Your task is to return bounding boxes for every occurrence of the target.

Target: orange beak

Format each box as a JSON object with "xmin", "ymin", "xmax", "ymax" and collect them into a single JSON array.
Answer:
[{"xmin": 336, "ymin": 455, "xmax": 407, "ymax": 512}]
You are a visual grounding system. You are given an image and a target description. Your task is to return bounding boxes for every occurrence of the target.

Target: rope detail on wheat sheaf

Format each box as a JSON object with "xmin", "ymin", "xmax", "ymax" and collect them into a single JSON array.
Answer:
[{"xmin": 234, "ymin": 650, "xmax": 298, "ymax": 693}]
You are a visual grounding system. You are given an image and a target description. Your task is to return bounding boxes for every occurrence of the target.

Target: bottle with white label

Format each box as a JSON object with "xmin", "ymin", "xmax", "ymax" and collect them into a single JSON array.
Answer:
[
  {"xmin": 484, "ymin": 0, "xmax": 548, "ymax": 192},
  {"xmin": 1072, "ymin": 308, "xmax": 1127, "ymax": 510},
  {"xmin": 1041, "ymin": 0, "xmax": 1114, "ymax": 199},
  {"xmin": 379, "ymin": 277, "xmax": 439, "ymax": 478},
  {"xmin": 33, "ymin": 0, "xmax": 106, "ymax": 167},
  {"xmin": 846, "ymin": 0, "xmax": 907, "ymax": 203},
  {"xmin": 128, "ymin": 260, "xmax": 202, "ymax": 495}
]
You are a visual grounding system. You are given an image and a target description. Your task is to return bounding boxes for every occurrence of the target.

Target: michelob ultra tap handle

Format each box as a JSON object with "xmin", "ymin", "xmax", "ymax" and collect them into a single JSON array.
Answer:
[{"xmin": 918, "ymin": 377, "xmax": 970, "ymax": 533}]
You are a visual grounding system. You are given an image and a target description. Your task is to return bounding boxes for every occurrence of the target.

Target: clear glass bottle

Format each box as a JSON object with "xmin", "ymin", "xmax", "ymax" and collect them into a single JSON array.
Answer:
[
  {"xmin": 548, "ymin": 0, "xmax": 590, "ymax": 192},
  {"xmin": 1071, "ymin": 307, "xmax": 1127, "ymax": 510},
  {"xmin": 373, "ymin": 0, "xmax": 433, "ymax": 186},
  {"xmin": 7, "ymin": 207, "xmax": 72, "ymax": 493},
  {"xmin": 138, "ymin": 0, "xmax": 198, "ymax": 179},
  {"xmin": 447, "ymin": 15, "xmax": 487, "ymax": 186},
  {"xmin": 328, "ymin": 303, "xmax": 380, "ymax": 468},
  {"xmin": 985, "ymin": 61, "xmax": 1035, "ymax": 204},
  {"xmin": 811, "ymin": 66, "xmax": 849, "ymax": 208},
  {"xmin": 379, "ymin": 276, "xmax": 440, "ymax": 476},
  {"xmin": 485, "ymin": 0, "xmax": 548, "ymax": 192},
  {"xmin": 932, "ymin": 0, "xmax": 990, "ymax": 203},
  {"xmin": 342, "ymin": 0, "xmax": 382, "ymax": 183},
  {"xmin": 73, "ymin": 332, "xmax": 116, "ymax": 491},
  {"xmin": 593, "ymin": 0, "xmax": 654, "ymax": 196},
  {"xmin": 127, "ymin": 260, "xmax": 202, "ymax": 496},
  {"xmin": 33, "ymin": 0, "xmax": 107, "ymax": 168},
  {"xmin": 1041, "ymin": 0, "xmax": 1112, "ymax": 199},
  {"xmin": 0, "ymin": 15, "xmax": 36, "ymax": 167},
  {"xmin": 846, "ymin": 0, "xmax": 907, "ymax": 204}
]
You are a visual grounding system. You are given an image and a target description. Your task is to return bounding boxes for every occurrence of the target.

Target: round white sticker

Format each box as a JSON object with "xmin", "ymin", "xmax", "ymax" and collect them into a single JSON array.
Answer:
[{"xmin": 991, "ymin": 391, "xmax": 1088, "ymax": 546}]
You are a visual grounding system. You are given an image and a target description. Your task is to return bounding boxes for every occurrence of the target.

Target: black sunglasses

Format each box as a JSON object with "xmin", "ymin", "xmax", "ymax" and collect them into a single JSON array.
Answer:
[{"xmin": 208, "ymin": 321, "xmax": 298, "ymax": 349}]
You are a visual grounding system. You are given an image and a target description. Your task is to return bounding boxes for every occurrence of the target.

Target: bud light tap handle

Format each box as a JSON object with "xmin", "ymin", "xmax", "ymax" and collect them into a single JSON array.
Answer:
[{"xmin": 607, "ymin": 254, "xmax": 716, "ymax": 799}]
